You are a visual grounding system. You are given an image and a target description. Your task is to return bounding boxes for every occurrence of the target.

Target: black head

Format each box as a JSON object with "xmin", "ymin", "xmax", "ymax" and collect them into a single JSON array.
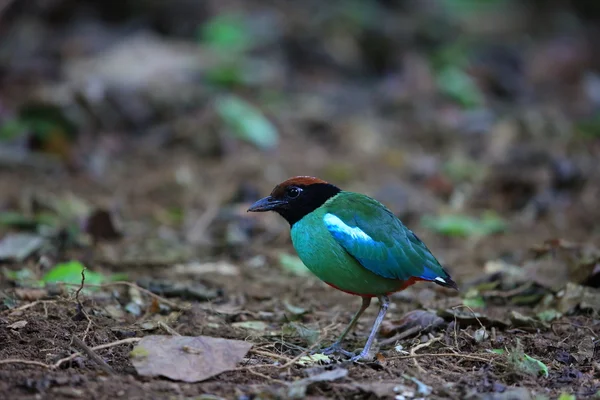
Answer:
[{"xmin": 247, "ymin": 176, "xmax": 341, "ymax": 226}]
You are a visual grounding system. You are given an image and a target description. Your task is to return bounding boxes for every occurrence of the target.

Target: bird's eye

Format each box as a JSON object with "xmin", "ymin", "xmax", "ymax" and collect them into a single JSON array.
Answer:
[{"xmin": 286, "ymin": 187, "xmax": 301, "ymax": 198}]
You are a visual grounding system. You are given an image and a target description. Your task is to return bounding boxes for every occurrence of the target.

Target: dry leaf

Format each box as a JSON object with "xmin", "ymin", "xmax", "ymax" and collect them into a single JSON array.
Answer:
[
  {"xmin": 130, "ymin": 335, "xmax": 252, "ymax": 382},
  {"xmin": 8, "ymin": 320, "xmax": 28, "ymax": 329}
]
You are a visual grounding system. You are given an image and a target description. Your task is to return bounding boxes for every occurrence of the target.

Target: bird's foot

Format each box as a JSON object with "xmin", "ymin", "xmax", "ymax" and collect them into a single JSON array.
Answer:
[
  {"xmin": 317, "ymin": 343, "xmax": 355, "ymax": 358},
  {"xmin": 350, "ymin": 351, "xmax": 372, "ymax": 363}
]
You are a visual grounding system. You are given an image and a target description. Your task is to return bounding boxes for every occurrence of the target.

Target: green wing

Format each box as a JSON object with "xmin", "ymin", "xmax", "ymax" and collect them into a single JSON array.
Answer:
[{"xmin": 323, "ymin": 192, "xmax": 455, "ymax": 287}]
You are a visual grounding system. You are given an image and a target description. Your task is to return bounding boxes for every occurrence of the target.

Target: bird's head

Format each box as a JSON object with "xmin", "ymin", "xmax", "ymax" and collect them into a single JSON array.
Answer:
[{"xmin": 247, "ymin": 176, "xmax": 341, "ymax": 225}]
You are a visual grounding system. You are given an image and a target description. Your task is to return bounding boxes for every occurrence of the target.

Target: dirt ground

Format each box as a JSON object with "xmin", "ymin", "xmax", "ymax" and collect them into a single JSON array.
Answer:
[{"xmin": 1, "ymin": 1, "xmax": 600, "ymax": 399}]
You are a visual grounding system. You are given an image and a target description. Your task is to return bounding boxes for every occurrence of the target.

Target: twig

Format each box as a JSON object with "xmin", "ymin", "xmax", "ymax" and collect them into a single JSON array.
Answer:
[
  {"xmin": 61, "ymin": 281, "xmax": 183, "ymax": 310},
  {"xmin": 391, "ymin": 352, "xmax": 500, "ymax": 365},
  {"xmin": 249, "ymin": 349, "xmax": 292, "ymax": 363},
  {"xmin": 379, "ymin": 325, "xmax": 422, "ymax": 346},
  {"xmin": 75, "ymin": 268, "xmax": 86, "ymax": 306},
  {"xmin": 0, "ymin": 359, "xmax": 50, "ymax": 369},
  {"xmin": 53, "ymin": 337, "xmax": 142, "ymax": 369},
  {"xmin": 71, "ymin": 336, "xmax": 114, "ymax": 375},
  {"xmin": 409, "ymin": 336, "xmax": 442, "ymax": 373},
  {"xmin": 158, "ymin": 321, "xmax": 181, "ymax": 336},
  {"xmin": 246, "ymin": 367, "xmax": 287, "ymax": 384},
  {"xmin": 75, "ymin": 268, "xmax": 94, "ymax": 342},
  {"xmin": 3, "ymin": 300, "xmax": 57, "ymax": 315}
]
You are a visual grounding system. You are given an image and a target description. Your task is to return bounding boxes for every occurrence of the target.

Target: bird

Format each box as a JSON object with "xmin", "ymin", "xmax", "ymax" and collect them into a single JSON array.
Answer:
[{"xmin": 248, "ymin": 176, "xmax": 458, "ymax": 361}]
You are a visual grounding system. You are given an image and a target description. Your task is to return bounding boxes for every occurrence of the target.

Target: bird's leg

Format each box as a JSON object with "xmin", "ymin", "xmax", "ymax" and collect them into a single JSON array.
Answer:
[
  {"xmin": 351, "ymin": 295, "xmax": 390, "ymax": 362},
  {"xmin": 319, "ymin": 296, "xmax": 371, "ymax": 357}
]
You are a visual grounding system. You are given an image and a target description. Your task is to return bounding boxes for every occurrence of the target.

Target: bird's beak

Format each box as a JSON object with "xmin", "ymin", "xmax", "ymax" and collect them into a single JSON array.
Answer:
[{"xmin": 247, "ymin": 196, "xmax": 285, "ymax": 212}]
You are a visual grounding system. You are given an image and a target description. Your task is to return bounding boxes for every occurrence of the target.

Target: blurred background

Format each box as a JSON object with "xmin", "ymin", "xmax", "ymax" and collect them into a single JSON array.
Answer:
[
  {"xmin": 1, "ymin": 0, "xmax": 599, "ymax": 278},
  {"xmin": 1, "ymin": 0, "xmax": 600, "ymax": 397},
  {"xmin": 1, "ymin": 0, "xmax": 600, "ymax": 286}
]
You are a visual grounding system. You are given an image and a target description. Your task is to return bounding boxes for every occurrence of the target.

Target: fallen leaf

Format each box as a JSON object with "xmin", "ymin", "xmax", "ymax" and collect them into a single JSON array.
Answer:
[
  {"xmin": 573, "ymin": 336, "xmax": 594, "ymax": 364},
  {"xmin": 463, "ymin": 295, "xmax": 486, "ymax": 309},
  {"xmin": 42, "ymin": 261, "xmax": 106, "ymax": 286},
  {"xmin": 439, "ymin": 309, "xmax": 509, "ymax": 328},
  {"xmin": 296, "ymin": 353, "xmax": 331, "ymax": 366},
  {"xmin": 283, "ymin": 300, "xmax": 308, "ymax": 317},
  {"xmin": 172, "ymin": 261, "xmax": 240, "ymax": 276},
  {"xmin": 465, "ymin": 387, "xmax": 532, "ymax": 400},
  {"xmin": 14, "ymin": 288, "xmax": 48, "ymax": 301},
  {"xmin": 282, "ymin": 322, "xmax": 320, "ymax": 346},
  {"xmin": 509, "ymin": 311, "xmax": 548, "ymax": 330},
  {"xmin": 507, "ymin": 341, "xmax": 549, "ymax": 378},
  {"xmin": 216, "ymin": 95, "xmax": 279, "ymax": 150},
  {"xmin": 380, "ymin": 309, "xmax": 445, "ymax": 337},
  {"xmin": 84, "ymin": 209, "xmax": 122, "ymax": 242},
  {"xmin": 137, "ymin": 278, "xmax": 220, "ymax": 301},
  {"xmin": 404, "ymin": 375, "xmax": 433, "ymax": 396},
  {"xmin": 525, "ymin": 239, "xmax": 600, "ymax": 290},
  {"xmin": 231, "ymin": 321, "xmax": 268, "ymax": 332},
  {"xmin": 421, "ymin": 212, "xmax": 507, "ymax": 237},
  {"xmin": 353, "ymin": 382, "xmax": 405, "ymax": 398},
  {"xmin": 8, "ymin": 320, "xmax": 27, "ymax": 329},
  {"xmin": 0, "ymin": 233, "xmax": 46, "ymax": 262},
  {"xmin": 557, "ymin": 393, "xmax": 576, "ymax": 400},
  {"xmin": 474, "ymin": 327, "xmax": 489, "ymax": 342},
  {"xmin": 288, "ymin": 368, "xmax": 348, "ymax": 399},
  {"xmin": 558, "ymin": 282, "xmax": 600, "ymax": 313},
  {"xmin": 131, "ymin": 335, "xmax": 252, "ymax": 382},
  {"xmin": 536, "ymin": 309, "xmax": 561, "ymax": 322}
]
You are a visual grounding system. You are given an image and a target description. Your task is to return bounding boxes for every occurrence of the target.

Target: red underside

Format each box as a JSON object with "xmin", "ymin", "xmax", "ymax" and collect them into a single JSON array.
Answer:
[{"xmin": 324, "ymin": 276, "xmax": 427, "ymax": 297}]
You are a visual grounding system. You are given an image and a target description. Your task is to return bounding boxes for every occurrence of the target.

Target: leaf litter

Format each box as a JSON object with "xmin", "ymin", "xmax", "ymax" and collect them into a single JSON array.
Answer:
[{"xmin": 130, "ymin": 335, "xmax": 253, "ymax": 382}]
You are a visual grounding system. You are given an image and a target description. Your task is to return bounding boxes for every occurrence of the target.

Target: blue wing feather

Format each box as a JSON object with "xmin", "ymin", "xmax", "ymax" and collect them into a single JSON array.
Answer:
[{"xmin": 323, "ymin": 193, "xmax": 455, "ymax": 287}]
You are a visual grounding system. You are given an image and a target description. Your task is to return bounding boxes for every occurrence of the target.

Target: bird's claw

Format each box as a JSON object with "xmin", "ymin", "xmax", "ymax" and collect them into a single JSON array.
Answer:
[
  {"xmin": 349, "ymin": 352, "xmax": 370, "ymax": 362},
  {"xmin": 318, "ymin": 343, "xmax": 355, "ymax": 358}
]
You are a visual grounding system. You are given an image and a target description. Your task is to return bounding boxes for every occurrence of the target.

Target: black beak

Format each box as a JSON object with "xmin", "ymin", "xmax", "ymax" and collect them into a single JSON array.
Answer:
[{"xmin": 247, "ymin": 196, "xmax": 285, "ymax": 212}]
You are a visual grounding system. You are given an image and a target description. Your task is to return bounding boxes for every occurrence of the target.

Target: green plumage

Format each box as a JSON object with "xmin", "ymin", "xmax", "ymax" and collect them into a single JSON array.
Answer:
[{"xmin": 291, "ymin": 191, "xmax": 451, "ymax": 295}]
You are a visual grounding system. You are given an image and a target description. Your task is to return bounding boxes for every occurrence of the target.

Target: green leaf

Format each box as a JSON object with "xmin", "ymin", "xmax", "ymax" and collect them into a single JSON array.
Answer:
[
  {"xmin": 2, "ymin": 267, "xmax": 43, "ymax": 287},
  {"xmin": 421, "ymin": 212, "xmax": 507, "ymax": 237},
  {"xmin": 231, "ymin": 321, "xmax": 268, "ymax": 332},
  {"xmin": 278, "ymin": 253, "xmax": 312, "ymax": 277},
  {"xmin": 507, "ymin": 344, "xmax": 549, "ymax": 378},
  {"xmin": 200, "ymin": 14, "xmax": 252, "ymax": 54},
  {"xmin": 296, "ymin": 353, "xmax": 331, "ymax": 366},
  {"xmin": 216, "ymin": 95, "xmax": 279, "ymax": 150},
  {"xmin": 558, "ymin": 393, "xmax": 576, "ymax": 400},
  {"xmin": 463, "ymin": 296, "xmax": 486, "ymax": 309},
  {"xmin": 436, "ymin": 66, "xmax": 484, "ymax": 108},
  {"xmin": 536, "ymin": 309, "xmax": 562, "ymax": 322},
  {"xmin": 489, "ymin": 349, "xmax": 505, "ymax": 355},
  {"xmin": 42, "ymin": 261, "xmax": 106, "ymax": 286},
  {"xmin": 0, "ymin": 118, "xmax": 28, "ymax": 141},
  {"xmin": 576, "ymin": 114, "xmax": 600, "ymax": 138}
]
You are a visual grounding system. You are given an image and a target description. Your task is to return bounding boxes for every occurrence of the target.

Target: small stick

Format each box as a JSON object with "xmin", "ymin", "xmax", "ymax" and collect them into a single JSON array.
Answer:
[
  {"xmin": 71, "ymin": 336, "xmax": 114, "ymax": 375},
  {"xmin": 158, "ymin": 321, "xmax": 181, "ymax": 336},
  {"xmin": 61, "ymin": 281, "xmax": 182, "ymax": 310},
  {"xmin": 249, "ymin": 349, "xmax": 292, "ymax": 362},
  {"xmin": 53, "ymin": 337, "xmax": 142, "ymax": 369},
  {"xmin": 409, "ymin": 336, "xmax": 442, "ymax": 373},
  {"xmin": 0, "ymin": 359, "xmax": 50, "ymax": 369},
  {"xmin": 389, "ymin": 352, "xmax": 500, "ymax": 364}
]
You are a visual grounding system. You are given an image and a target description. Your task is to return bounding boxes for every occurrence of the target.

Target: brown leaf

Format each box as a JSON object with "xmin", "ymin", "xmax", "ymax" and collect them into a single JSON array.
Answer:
[
  {"xmin": 84, "ymin": 209, "xmax": 122, "ymax": 242},
  {"xmin": 130, "ymin": 335, "xmax": 252, "ymax": 382},
  {"xmin": 14, "ymin": 288, "xmax": 48, "ymax": 301},
  {"xmin": 380, "ymin": 310, "xmax": 445, "ymax": 338}
]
